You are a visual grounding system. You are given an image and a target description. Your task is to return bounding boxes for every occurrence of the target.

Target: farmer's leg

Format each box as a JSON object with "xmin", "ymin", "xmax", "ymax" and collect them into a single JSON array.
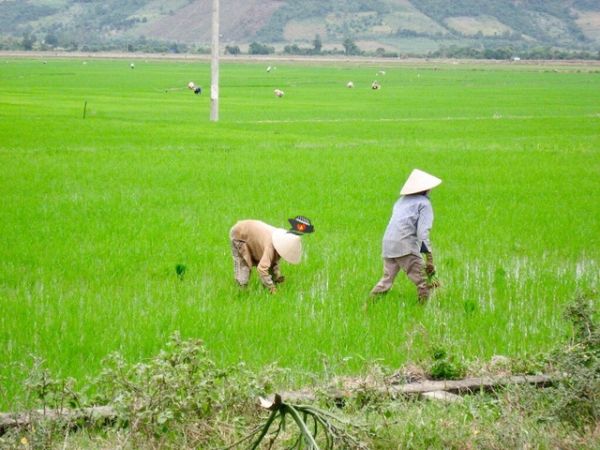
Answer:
[
  {"xmin": 370, "ymin": 258, "xmax": 401, "ymax": 295},
  {"xmin": 400, "ymin": 254, "xmax": 430, "ymax": 302},
  {"xmin": 230, "ymin": 239, "xmax": 250, "ymax": 287}
]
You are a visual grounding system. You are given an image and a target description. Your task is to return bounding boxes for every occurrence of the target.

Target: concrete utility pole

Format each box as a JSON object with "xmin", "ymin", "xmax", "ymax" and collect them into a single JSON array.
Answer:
[{"xmin": 210, "ymin": 0, "xmax": 219, "ymax": 121}]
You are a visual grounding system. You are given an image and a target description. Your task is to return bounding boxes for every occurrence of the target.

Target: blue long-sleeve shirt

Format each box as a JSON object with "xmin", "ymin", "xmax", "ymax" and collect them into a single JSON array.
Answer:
[{"xmin": 381, "ymin": 194, "xmax": 434, "ymax": 258}]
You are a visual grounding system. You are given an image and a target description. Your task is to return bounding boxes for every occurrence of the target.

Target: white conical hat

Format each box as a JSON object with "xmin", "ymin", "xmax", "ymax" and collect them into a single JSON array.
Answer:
[
  {"xmin": 272, "ymin": 229, "xmax": 302, "ymax": 264},
  {"xmin": 400, "ymin": 169, "xmax": 442, "ymax": 195}
]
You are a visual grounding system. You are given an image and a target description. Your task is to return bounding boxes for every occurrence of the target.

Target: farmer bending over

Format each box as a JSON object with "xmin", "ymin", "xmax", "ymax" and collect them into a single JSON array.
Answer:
[
  {"xmin": 370, "ymin": 169, "xmax": 442, "ymax": 303},
  {"xmin": 229, "ymin": 217, "xmax": 314, "ymax": 293},
  {"xmin": 187, "ymin": 81, "xmax": 202, "ymax": 94}
]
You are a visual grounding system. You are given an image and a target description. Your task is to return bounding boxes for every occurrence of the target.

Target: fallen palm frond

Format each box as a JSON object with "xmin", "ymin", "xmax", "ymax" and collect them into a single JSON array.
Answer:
[{"xmin": 232, "ymin": 394, "xmax": 367, "ymax": 450}]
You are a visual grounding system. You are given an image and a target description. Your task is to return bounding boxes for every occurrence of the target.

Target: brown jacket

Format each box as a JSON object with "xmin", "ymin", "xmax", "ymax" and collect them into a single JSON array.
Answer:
[{"xmin": 229, "ymin": 220, "xmax": 282, "ymax": 287}]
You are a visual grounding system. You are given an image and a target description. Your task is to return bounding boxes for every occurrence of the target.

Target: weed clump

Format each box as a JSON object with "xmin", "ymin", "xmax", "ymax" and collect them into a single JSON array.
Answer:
[
  {"xmin": 550, "ymin": 295, "xmax": 599, "ymax": 427},
  {"xmin": 429, "ymin": 347, "xmax": 466, "ymax": 380}
]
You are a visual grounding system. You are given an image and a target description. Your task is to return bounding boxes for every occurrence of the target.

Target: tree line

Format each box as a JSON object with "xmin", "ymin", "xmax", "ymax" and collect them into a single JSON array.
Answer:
[{"xmin": 3, "ymin": 32, "xmax": 599, "ymax": 61}]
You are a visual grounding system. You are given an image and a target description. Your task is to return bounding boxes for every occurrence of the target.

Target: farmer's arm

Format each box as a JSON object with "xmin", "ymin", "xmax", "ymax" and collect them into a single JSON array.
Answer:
[
  {"xmin": 272, "ymin": 260, "xmax": 284, "ymax": 283},
  {"xmin": 257, "ymin": 250, "xmax": 276, "ymax": 291},
  {"xmin": 417, "ymin": 201, "xmax": 436, "ymax": 274},
  {"xmin": 417, "ymin": 201, "xmax": 434, "ymax": 253}
]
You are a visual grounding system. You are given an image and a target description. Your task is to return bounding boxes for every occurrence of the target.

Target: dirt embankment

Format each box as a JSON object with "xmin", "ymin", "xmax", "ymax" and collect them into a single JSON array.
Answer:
[{"xmin": 2, "ymin": 51, "xmax": 600, "ymax": 69}]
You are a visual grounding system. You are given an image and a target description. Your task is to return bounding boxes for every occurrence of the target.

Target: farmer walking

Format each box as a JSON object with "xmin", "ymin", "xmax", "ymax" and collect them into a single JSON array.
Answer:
[
  {"xmin": 370, "ymin": 169, "xmax": 442, "ymax": 303},
  {"xmin": 229, "ymin": 217, "xmax": 314, "ymax": 293}
]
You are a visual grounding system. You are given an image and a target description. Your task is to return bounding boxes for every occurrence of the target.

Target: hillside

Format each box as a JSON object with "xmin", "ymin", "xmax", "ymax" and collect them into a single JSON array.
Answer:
[{"xmin": 1, "ymin": 0, "xmax": 599, "ymax": 56}]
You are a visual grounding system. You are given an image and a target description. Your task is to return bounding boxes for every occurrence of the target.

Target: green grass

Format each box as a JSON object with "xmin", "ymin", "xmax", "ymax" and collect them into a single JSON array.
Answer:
[{"xmin": 0, "ymin": 58, "xmax": 599, "ymax": 409}]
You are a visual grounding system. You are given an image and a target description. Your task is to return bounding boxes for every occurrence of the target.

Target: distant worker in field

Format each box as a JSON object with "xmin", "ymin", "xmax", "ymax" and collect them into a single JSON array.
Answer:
[
  {"xmin": 229, "ymin": 216, "xmax": 314, "ymax": 293},
  {"xmin": 370, "ymin": 169, "xmax": 442, "ymax": 303},
  {"xmin": 187, "ymin": 81, "xmax": 202, "ymax": 94}
]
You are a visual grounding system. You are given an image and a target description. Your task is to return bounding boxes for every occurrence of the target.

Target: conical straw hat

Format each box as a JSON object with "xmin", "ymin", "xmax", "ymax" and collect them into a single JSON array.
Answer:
[
  {"xmin": 272, "ymin": 229, "xmax": 302, "ymax": 264},
  {"xmin": 400, "ymin": 169, "xmax": 442, "ymax": 195}
]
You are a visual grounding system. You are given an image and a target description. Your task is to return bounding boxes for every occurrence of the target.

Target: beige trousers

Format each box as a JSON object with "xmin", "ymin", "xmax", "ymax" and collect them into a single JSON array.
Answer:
[{"xmin": 371, "ymin": 254, "xmax": 430, "ymax": 301}]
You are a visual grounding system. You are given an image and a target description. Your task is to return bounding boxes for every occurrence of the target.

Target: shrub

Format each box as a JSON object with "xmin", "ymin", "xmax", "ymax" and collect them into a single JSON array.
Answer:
[
  {"xmin": 248, "ymin": 42, "xmax": 274, "ymax": 55},
  {"xmin": 225, "ymin": 45, "xmax": 241, "ymax": 55},
  {"xmin": 428, "ymin": 347, "xmax": 466, "ymax": 380},
  {"xmin": 91, "ymin": 332, "xmax": 283, "ymax": 439},
  {"xmin": 550, "ymin": 295, "xmax": 600, "ymax": 427}
]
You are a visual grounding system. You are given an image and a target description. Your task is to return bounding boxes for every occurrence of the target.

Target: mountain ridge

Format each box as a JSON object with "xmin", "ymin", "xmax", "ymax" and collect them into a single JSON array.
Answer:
[{"xmin": 1, "ymin": 0, "xmax": 599, "ymax": 55}]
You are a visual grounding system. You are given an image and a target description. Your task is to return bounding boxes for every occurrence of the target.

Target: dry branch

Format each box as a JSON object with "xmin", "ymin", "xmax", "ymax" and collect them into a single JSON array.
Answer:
[
  {"xmin": 280, "ymin": 374, "xmax": 555, "ymax": 403},
  {"xmin": 0, "ymin": 405, "xmax": 116, "ymax": 433}
]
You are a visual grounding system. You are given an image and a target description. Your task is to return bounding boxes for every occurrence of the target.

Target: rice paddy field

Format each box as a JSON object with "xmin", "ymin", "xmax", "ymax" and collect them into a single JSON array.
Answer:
[{"xmin": 0, "ymin": 56, "xmax": 599, "ymax": 410}]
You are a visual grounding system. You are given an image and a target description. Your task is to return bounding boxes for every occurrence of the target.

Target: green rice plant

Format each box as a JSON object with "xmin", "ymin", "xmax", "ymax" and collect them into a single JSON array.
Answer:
[{"xmin": 175, "ymin": 263, "xmax": 186, "ymax": 281}]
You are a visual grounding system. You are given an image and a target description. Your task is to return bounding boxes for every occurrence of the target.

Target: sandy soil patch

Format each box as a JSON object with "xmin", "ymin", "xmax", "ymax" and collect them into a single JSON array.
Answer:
[
  {"xmin": 283, "ymin": 19, "xmax": 327, "ymax": 42},
  {"xmin": 575, "ymin": 11, "xmax": 600, "ymax": 41},
  {"xmin": 444, "ymin": 16, "xmax": 513, "ymax": 37},
  {"xmin": 138, "ymin": 0, "xmax": 282, "ymax": 42}
]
